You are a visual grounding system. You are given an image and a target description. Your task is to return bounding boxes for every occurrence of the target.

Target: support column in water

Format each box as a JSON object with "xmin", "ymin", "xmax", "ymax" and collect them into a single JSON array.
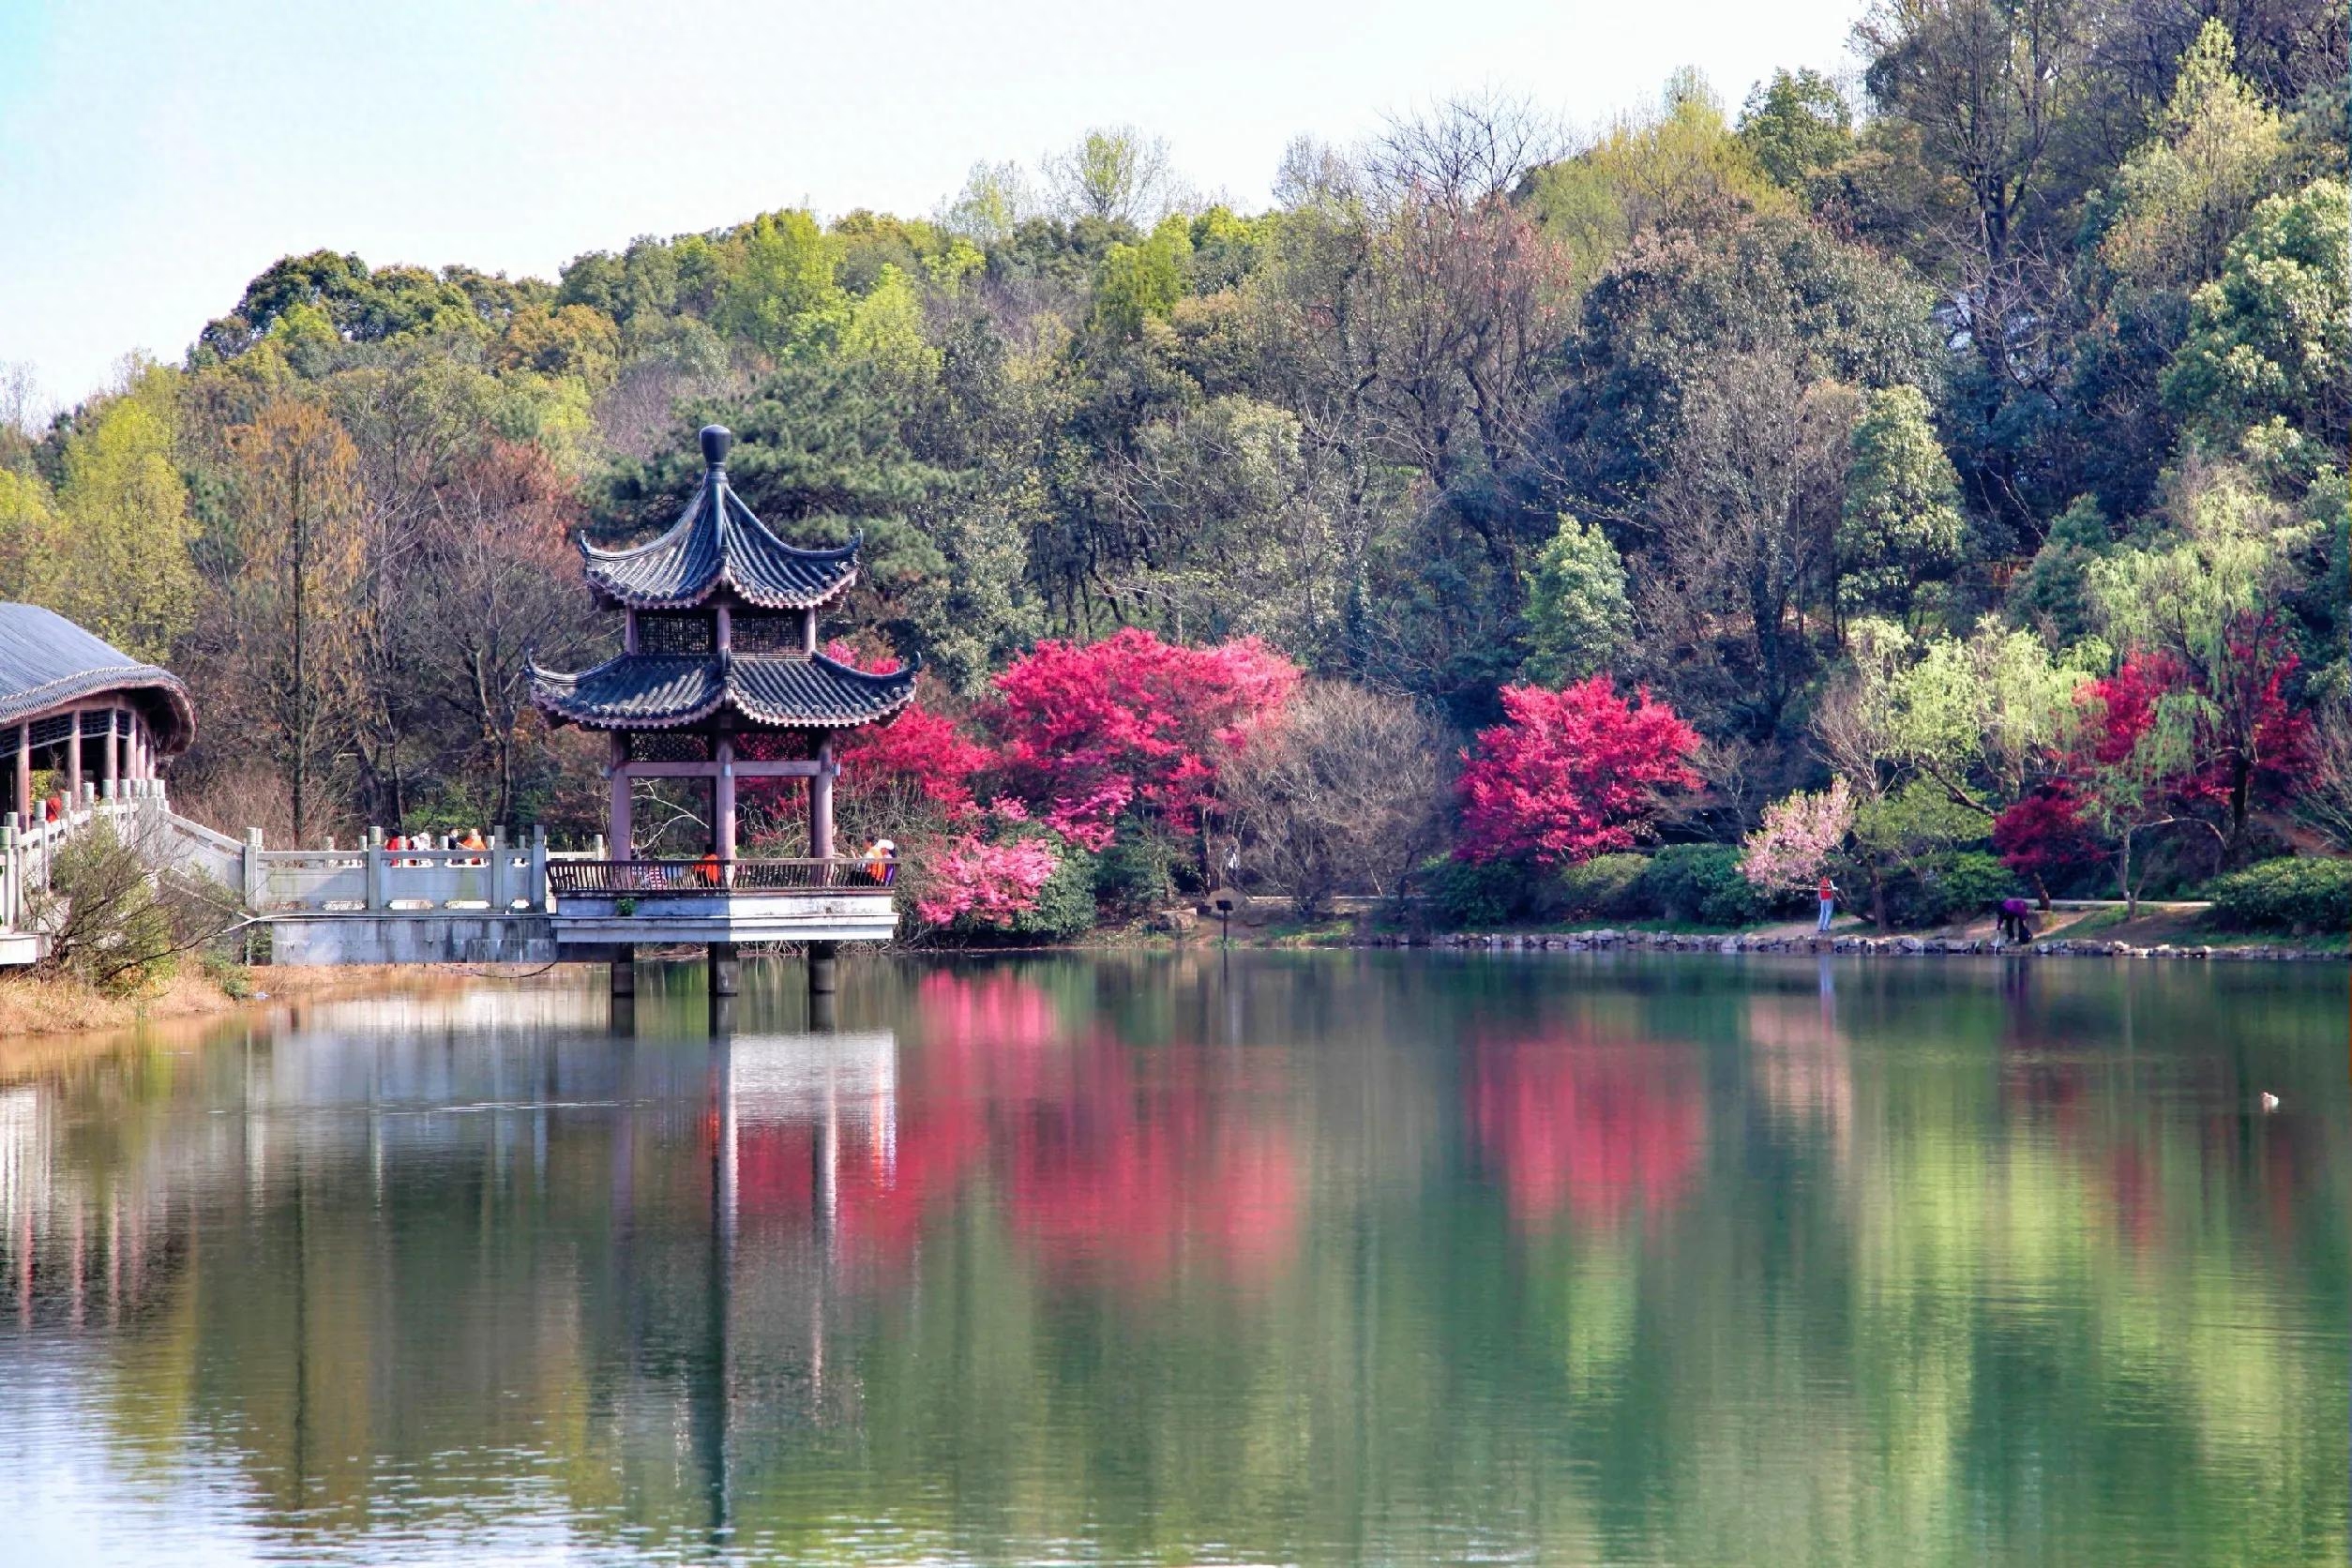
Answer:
[
  {"xmin": 610, "ymin": 943, "xmax": 637, "ymax": 1031},
  {"xmin": 709, "ymin": 941, "xmax": 740, "ymax": 1033},
  {"xmin": 807, "ymin": 940, "xmax": 838, "ymax": 1031}
]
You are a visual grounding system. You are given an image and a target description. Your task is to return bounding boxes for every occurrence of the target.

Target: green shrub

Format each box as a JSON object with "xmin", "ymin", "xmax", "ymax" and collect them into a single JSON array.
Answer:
[
  {"xmin": 1004, "ymin": 840, "xmax": 1101, "ymax": 941},
  {"xmin": 1636, "ymin": 845, "xmax": 1768, "ymax": 927},
  {"xmin": 2204, "ymin": 857, "xmax": 2352, "ymax": 933},
  {"xmin": 1549, "ymin": 852, "xmax": 1654, "ymax": 919},
  {"xmin": 1885, "ymin": 850, "xmax": 2023, "ymax": 928},
  {"xmin": 1426, "ymin": 856, "xmax": 1530, "ymax": 927},
  {"xmin": 31, "ymin": 823, "xmax": 241, "ymax": 993},
  {"xmin": 1938, "ymin": 851, "xmax": 2021, "ymax": 916},
  {"xmin": 1093, "ymin": 817, "xmax": 1184, "ymax": 919}
]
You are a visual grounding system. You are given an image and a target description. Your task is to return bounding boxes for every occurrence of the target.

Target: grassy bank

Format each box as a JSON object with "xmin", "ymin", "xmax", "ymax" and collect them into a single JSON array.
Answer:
[{"xmin": 0, "ymin": 962, "xmax": 504, "ymax": 1046}]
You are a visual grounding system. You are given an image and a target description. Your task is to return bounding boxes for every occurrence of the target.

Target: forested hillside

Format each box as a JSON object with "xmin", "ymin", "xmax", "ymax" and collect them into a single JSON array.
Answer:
[{"xmin": 3, "ymin": 0, "xmax": 2345, "ymax": 932}]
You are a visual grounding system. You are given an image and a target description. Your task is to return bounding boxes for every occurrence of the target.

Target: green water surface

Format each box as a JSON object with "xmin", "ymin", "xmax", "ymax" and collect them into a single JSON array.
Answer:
[{"xmin": 1, "ymin": 952, "xmax": 2343, "ymax": 1564}]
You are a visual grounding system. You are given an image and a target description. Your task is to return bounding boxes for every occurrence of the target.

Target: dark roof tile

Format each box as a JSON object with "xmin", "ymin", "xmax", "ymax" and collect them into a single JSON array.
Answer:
[
  {"xmin": 581, "ymin": 455, "xmax": 860, "ymax": 611},
  {"xmin": 530, "ymin": 652, "xmax": 917, "ymax": 731},
  {"xmin": 0, "ymin": 603, "xmax": 195, "ymax": 753}
]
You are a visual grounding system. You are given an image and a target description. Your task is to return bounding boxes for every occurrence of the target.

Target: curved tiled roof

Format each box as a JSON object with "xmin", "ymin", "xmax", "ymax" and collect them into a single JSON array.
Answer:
[
  {"xmin": 530, "ymin": 651, "xmax": 918, "ymax": 731},
  {"xmin": 580, "ymin": 435, "xmax": 861, "ymax": 610},
  {"xmin": 0, "ymin": 603, "xmax": 196, "ymax": 754}
]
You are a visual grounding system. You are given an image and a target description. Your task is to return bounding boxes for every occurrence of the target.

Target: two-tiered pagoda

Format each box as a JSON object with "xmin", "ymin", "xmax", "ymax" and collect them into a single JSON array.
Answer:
[
  {"xmin": 531, "ymin": 425, "xmax": 915, "ymax": 1024},
  {"xmin": 531, "ymin": 424, "xmax": 917, "ymax": 867}
]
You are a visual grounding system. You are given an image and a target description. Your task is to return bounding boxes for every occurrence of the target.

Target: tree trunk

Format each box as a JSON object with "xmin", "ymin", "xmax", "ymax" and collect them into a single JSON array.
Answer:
[
  {"xmin": 2227, "ymin": 755, "xmax": 2252, "ymax": 862},
  {"xmin": 2118, "ymin": 828, "xmax": 2136, "ymax": 920}
]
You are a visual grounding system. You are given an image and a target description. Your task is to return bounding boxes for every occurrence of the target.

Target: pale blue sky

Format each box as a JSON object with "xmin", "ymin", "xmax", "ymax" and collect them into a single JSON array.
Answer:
[{"xmin": 0, "ymin": 0, "xmax": 1865, "ymax": 414}]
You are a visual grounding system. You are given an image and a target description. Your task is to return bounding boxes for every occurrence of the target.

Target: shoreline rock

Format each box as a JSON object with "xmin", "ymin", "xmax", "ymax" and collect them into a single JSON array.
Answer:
[{"xmin": 1334, "ymin": 928, "xmax": 2344, "ymax": 961}]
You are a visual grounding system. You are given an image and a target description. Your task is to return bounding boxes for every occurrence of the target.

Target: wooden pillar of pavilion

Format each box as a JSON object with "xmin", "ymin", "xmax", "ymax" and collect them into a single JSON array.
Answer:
[
  {"xmin": 65, "ymin": 713, "xmax": 81, "ymax": 799},
  {"xmin": 103, "ymin": 710, "xmax": 118, "ymax": 796},
  {"xmin": 715, "ymin": 740, "xmax": 736, "ymax": 861},
  {"xmin": 14, "ymin": 724, "xmax": 26, "ymax": 822},
  {"xmin": 809, "ymin": 735, "xmax": 835, "ymax": 861},
  {"xmin": 609, "ymin": 735, "xmax": 632, "ymax": 861}
]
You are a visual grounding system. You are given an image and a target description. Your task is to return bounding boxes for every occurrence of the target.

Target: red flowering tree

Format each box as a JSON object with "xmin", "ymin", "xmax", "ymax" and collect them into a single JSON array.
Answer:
[
  {"xmin": 1454, "ymin": 678, "xmax": 1700, "ymax": 866},
  {"xmin": 988, "ymin": 627, "xmax": 1299, "ymax": 852},
  {"xmin": 835, "ymin": 702, "xmax": 994, "ymax": 822},
  {"xmin": 1991, "ymin": 782, "xmax": 2106, "ymax": 904},
  {"xmin": 1993, "ymin": 640, "xmax": 2311, "ymax": 912},
  {"xmin": 823, "ymin": 683, "xmax": 1062, "ymax": 936}
]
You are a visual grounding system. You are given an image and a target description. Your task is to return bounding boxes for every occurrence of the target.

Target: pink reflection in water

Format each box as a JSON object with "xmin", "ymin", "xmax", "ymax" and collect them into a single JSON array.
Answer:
[{"xmin": 1467, "ymin": 1034, "xmax": 1705, "ymax": 1233}]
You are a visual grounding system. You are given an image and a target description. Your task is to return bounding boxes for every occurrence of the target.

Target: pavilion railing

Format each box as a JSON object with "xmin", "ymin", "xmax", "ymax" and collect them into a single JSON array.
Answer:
[{"xmin": 547, "ymin": 858, "xmax": 897, "ymax": 897}]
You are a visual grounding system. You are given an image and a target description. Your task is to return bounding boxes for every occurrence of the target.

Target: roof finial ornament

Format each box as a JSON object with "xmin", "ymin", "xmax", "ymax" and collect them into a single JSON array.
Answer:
[{"xmin": 700, "ymin": 424, "xmax": 732, "ymax": 469}]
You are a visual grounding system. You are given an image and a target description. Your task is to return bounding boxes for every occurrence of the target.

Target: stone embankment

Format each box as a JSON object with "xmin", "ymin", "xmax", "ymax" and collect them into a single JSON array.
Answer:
[{"xmin": 1349, "ymin": 928, "xmax": 2344, "ymax": 961}]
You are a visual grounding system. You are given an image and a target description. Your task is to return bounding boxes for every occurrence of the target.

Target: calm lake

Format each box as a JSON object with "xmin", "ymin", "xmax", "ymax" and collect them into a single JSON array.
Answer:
[{"xmin": 1, "ymin": 952, "xmax": 2344, "ymax": 1565}]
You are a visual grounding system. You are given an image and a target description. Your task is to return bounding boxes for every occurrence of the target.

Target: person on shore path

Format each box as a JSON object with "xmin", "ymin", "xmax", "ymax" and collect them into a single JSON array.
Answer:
[{"xmin": 1817, "ymin": 874, "xmax": 1838, "ymax": 934}]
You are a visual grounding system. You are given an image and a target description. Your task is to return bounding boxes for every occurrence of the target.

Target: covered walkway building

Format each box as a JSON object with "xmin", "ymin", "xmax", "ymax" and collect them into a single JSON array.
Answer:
[{"xmin": 0, "ymin": 603, "xmax": 194, "ymax": 820}]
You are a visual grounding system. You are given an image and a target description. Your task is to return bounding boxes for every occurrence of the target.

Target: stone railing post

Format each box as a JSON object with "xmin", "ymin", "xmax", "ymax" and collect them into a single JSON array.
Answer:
[
  {"xmin": 242, "ymin": 828, "xmax": 265, "ymax": 912},
  {"xmin": 1, "ymin": 816, "xmax": 15, "ymax": 931},
  {"xmin": 367, "ymin": 826, "xmax": 386, "ymax": 910},
  {"xmin": 530, "ymin": 824, "xmax": 549, "ymax": 912}
]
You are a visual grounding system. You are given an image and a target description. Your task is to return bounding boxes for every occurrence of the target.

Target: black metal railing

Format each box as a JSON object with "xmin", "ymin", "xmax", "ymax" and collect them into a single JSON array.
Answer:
[{"xmin": 547, "ymin": 858, "xmax": 897, "ymax": 897}]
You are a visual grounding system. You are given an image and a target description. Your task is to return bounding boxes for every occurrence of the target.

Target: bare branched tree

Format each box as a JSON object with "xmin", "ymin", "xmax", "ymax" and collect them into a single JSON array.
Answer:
[
  {"xmin": 1370, "ymin": 90, "xmax": 1562, "ymax": 211},
  {"xmin": 1225, "ymin": 681, "xmax": 1446, "ymax": 915},
  {"xmin": 1641, "ymin": 345, "xmax": 1858, "ymax": 728},
  {"xmin": 2296, "ymin": 695, "xmax": 2352, "ymax": 852},
  {"xmin": 1044, "ymin": 126, "xmax": 1174, "ymax": 226},
  {"xmin": 29, "ymin": 822, "xmax": 242, "ymax": 993}
]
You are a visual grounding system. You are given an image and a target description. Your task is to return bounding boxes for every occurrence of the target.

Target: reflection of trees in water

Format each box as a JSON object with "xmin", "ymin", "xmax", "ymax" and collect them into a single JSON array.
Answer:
[
  {"xmin": 1003, "ymin": 1038, "xmax": 1301, "ymax": 1287},
  {"xmin": 1466, "ymin": 1033, "xmax": 1706, "ymax": 1233},
  {"xmin": 1742, "ymin": 981, "xmax": 1854, "ymax": 1160},
  {"xmin": 0, "ymin": 959, "xmax": 2342, "ymax": 1563},
  {"xmin": 731, "ymin": 969, "xmax": 1305, "ymax": 1289}
]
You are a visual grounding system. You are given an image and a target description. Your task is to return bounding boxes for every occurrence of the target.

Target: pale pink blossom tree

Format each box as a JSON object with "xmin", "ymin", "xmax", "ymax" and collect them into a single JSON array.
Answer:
[{"xmin": 1740, "ymin": 777, "xmax": 1855, "ymax": 892}]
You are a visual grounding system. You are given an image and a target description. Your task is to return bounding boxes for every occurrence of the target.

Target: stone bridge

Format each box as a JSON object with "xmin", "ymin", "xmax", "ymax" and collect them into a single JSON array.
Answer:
[{"xmin": 0, "ymin": 781, "xmax": 897, "ymax": 974}]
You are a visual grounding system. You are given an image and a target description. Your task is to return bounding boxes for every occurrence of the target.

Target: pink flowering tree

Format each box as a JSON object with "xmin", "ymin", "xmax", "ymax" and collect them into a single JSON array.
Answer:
[
  {"xmin": 1455, "ymin": 679, "xmax": 1701, "ymax": 866},
  {"xmin": 1739, "ymin": 778, "xmax": 1855, "ymax": 892},
  {"xmin": 911, "ymin": 827, "xmax": 1061, "ymax": 927},
  {"xmin": 988, "ymin": 627, "xmax": 1299, "ymax": 855}
]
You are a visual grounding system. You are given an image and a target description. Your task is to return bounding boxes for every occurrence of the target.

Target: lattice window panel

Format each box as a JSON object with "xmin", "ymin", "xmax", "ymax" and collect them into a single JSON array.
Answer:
[
  {"xmin": 635, "ymin": 612, "xmax": 714, "ymax": 656},
  {"xmin": 731, "ymin": 613, "xmax": 805, "ymax": 655},
  {"xmin": 733, "ymin": 730, "xmax": 815, "ymax": 761},
  {"xmin": 626, "ymin": 731, "xmax": 713, "ymax": 762},
  {"xmin": 26, "ymin": 715, "xmax": 72, "ymax": 748}
]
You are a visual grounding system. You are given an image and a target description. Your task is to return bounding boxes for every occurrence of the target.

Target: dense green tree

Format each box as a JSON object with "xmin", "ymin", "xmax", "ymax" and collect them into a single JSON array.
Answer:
[
  {"xmin": 1092, "ymin": 217, "xmax": 1193, "ymax": 338},
  {"xmin": 2006, "ymin": 495, "xmax": 2111, "ymax": 645},
  {"xmin": 1520, "ymin": 513, "xmax": 1633, "ymax": 683},
  {"xmin": 716, "ymin": 210, "xmax": 849, "ymax": 359},
  {"xmin": 2161, "ymin": 177, "xmax": 2350, "ymax": 468},
  {"xmin": 1532, "ymin": 73, "xmax": 1791, "ymax": 279},
  {"xmin": 1837, "ymin": 384, "xmax": 1968, "ymax": 621},
  {"xmin": 1552, "ymin": 215, "xmax": 1941, "ymax": 541},
  {"xmin": 52, "ymin": 366, "xmax": 201, "ymax": 662},
  {"xmin": 1737, "ymin": 68, "xmax": 1855, "ymax": 193}
]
